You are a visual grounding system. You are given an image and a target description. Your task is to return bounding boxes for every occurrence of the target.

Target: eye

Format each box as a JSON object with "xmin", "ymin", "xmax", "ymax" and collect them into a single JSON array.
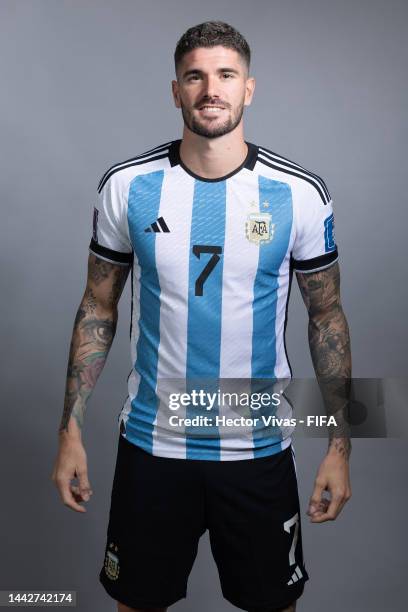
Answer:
[
  {"xmin": 222, "ymin": 73, "xmax": 233, "ymax": 79},
  {"xmin": 82, "ymin": 319, "xmax": 114, "ymax": 344},
  {"xmin": 188, "ymin": 74, "xmax": 200, "ymax": 81}
]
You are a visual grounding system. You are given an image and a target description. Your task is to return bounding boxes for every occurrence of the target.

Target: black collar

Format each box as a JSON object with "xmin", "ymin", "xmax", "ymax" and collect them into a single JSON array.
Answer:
[{"xmin": 168, "ymin": 139, "xmax": 258, "ymax": 182}]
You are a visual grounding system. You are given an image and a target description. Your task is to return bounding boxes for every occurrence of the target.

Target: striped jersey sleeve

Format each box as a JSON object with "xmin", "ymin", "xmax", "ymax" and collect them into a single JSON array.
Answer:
[
  {"xmin": 88, "ymin": 173, "xmax": 133, "ymax": 266},
  {"xmin": 291, "ymin": 182, "xmax": 338, "ymax": 274}
]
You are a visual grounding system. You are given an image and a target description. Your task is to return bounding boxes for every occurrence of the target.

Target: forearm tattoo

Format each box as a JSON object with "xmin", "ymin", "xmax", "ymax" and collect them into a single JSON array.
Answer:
[
  {"xmin": 296, "ymin": 263, "xmax": 352, "ymax": 460},
  {"xmin": 59, "ymin": 257, "xmax": 130, "ymax": 434}
]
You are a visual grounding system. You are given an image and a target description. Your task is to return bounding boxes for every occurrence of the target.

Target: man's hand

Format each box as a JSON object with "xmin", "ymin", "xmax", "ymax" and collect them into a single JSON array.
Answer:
[
  {"xmin": 51, "ymin": 428, "xmax": 93, "ymax": 513},
  {"xmin": 307, "ymin": 444, "xmax": 351, "ymax": 523}
]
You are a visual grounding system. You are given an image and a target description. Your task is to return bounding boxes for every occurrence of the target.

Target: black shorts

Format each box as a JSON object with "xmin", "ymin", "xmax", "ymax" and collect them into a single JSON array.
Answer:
[{"xmin": 99, "ymin": 434, "xmax": 309, "ymax": 611}]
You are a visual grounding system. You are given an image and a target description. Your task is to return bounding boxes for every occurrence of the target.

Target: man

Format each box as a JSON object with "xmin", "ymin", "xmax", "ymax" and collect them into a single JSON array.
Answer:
[{"xmin": 51, "ymin": 21, "xmax": 351, "ymax": 612}]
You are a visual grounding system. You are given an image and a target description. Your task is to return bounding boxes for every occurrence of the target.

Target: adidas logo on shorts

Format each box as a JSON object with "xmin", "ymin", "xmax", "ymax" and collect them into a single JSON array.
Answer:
[{"xmin": 287, "ymin": 564, "xmax": 303, "ymax": 585}]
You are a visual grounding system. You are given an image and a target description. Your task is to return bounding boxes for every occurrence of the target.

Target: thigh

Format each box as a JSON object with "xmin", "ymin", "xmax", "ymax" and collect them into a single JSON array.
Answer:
[
  {"xmin": 99, "ymin": 434, "xmax": 206, "ymax": 609},
  {"xmin": 205, "ymin": 446, "xmax": 309, "ymax": 611}
]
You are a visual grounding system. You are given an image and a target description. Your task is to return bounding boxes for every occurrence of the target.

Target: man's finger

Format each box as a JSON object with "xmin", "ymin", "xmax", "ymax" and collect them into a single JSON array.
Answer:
[
  {"xmin": 76, "ymin": 467, "xmax": 92, "ymax": 501},
  {"xmin": 307, "ymin": 480, "xmax": 326, "ymax": 515},
  {"xmin": 70, "ymin": 483, "xmax": 93, "ymax": 502},
  {"xmin": 310, "ymin": 492, "xmax": 346, "ymax": 523},
  {"xmin": 56, "ymin": 477, "xmax": 87, "ymax": 513},
  {"xmin": 316, "ymin": 499, "xmax": 330, "ymax": 513},
  {"xmin": 62, "ymin": 488, "xmax": 87, "ymax": 512}
]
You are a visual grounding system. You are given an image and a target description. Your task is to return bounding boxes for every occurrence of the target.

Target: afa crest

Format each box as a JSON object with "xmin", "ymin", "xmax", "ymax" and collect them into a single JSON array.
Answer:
[
  {"xmin": 246, "ymin": 212, "xmax": 275, "ymax": 245},
  {"xmin": 104, "ymin": 543, "xmax": 120, "ymax": 580}
]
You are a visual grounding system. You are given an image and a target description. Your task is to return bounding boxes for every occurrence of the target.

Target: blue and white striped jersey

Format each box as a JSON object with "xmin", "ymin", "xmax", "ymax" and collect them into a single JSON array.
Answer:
[{"xmin": 89, "ymin": 139, "xmax": 338, "ymax": 460}]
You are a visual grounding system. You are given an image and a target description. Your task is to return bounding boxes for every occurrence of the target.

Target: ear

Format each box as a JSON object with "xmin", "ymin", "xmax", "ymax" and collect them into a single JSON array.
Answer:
[
  {"xmin": 244, "ymin": 76, "xmax": 256, "ymax": 107},
  {"xmin": 172, "ymin": 80, "xmax": 181, "ymax": 108}
]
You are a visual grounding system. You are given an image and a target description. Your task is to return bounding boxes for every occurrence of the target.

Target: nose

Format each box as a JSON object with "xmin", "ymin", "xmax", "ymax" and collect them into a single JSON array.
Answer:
[{"xmin": 201, "ymin": 74, "xmax": 220, "ymax": 100}]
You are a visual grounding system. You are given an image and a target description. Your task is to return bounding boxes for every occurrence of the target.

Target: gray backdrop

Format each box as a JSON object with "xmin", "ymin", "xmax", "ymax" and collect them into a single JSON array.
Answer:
[{"xmin": 1, "ymin": 0, "xmax": 407, "ymax": 610}]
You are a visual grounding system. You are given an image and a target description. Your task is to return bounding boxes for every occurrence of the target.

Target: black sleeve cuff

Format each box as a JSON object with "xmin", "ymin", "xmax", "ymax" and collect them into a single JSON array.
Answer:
[
  {"xmin": 89, "ymin": 238, "xmax": 133, "ymax": 265},
  {"xmin": 292, "ymin": 248, "xmax": 338, "ymax": 273}
]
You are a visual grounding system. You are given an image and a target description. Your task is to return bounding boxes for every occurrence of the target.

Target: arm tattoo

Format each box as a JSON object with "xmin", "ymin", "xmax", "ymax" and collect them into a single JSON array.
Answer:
[
  {"xmin": 59, "ymin": 256, "xmax": 130, "ymax": 434},
  {"xmin": 296, "ymin": 263, "xmax": 352, "ymax": 460},
  {"xmin": 89, "ymin": 257, "xmax": 127, "ymax": 286},
  {"xmin": 109, "ymin": 265, "xmax": 129, "ymax": 307}
]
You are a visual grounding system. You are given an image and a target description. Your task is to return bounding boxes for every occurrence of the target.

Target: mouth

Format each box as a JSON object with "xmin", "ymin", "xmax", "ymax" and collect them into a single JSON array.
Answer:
[{"xmin": 197, "ymin": 105, "xmax": 225, "ymax": 113}]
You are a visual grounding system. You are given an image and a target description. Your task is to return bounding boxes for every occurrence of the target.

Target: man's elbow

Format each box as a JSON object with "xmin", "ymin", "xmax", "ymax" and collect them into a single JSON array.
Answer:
[
  {"xmin": 307, "ymin": 302, "xmax": 350, "ymax": 339},
  {"xmin": 79, "ymin": 288, "xmax": 118, "ymax": 321}
]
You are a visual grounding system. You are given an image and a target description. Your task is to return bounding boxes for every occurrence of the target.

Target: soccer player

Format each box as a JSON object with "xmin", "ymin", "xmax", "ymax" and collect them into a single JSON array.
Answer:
[{"xmin": 51, "ymin": 21, "xmax": 352, "ymax": 612}]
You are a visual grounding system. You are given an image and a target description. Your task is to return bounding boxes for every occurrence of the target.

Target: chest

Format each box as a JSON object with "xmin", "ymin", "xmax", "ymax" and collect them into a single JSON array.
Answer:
[{"xmin": 127, "ymin": 170, "xmax": 294, "ymax": 285}]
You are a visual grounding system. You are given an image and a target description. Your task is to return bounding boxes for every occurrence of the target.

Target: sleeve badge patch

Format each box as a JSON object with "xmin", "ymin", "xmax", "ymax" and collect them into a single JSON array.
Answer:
[{"xmin": 324, "ymin": 213, "xmax": 336, "ymax": 252}]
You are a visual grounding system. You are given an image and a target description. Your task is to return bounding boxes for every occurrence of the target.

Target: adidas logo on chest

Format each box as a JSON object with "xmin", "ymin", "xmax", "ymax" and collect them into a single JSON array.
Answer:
[{"xmin": 144, "ymin": 216, "xmax": 170, "ymax": 233}]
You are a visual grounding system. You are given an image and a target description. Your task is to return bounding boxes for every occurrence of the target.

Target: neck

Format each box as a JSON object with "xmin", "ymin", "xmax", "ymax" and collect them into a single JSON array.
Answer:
[{"xmin": 179, "ymin": 125, "xmax": 248, "ymax": 179}]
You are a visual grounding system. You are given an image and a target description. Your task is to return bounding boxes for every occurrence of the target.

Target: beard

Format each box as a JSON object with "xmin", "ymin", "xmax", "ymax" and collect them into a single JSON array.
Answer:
[{"xmin": 180, "ymin": 97, "xmax": 246, "ymax": 139}]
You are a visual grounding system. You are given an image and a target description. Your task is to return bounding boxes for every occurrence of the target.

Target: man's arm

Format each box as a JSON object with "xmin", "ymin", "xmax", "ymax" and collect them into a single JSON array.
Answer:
[
  {"xmin": 59, "ymin": 254, "xmax": 130, "ymax": 436},
  {"xmin": 51, "ymin": 254, "xmax": 130, "ymax": 512},
  {"xmin": 296, "ymin": 261, "xmax": 352, "ymax": 522}
]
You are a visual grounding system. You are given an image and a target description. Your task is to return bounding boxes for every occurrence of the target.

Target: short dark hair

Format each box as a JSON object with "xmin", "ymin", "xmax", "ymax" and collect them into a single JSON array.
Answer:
[{"xmin": 174, "ymin": 21, "xmax": 251, "ymax": 75}]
